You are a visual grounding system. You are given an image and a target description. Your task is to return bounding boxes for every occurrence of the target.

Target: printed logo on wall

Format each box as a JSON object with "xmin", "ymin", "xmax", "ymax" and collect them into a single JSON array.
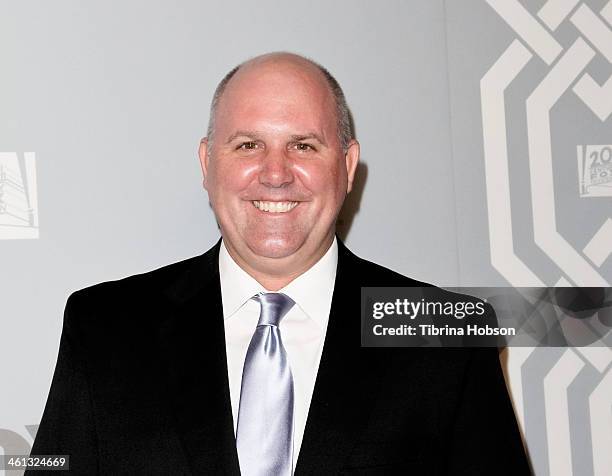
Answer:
[
  {"xmin": 482, "ymin": 1, "xmax": 611, "ymax": 475},
  {"xmin": 578, "ymin": 145, "xmax": 612, "ymax": 197},
  {"xmin": 0, "ymin": 152, "xmax": 39, "ymax": 240}
]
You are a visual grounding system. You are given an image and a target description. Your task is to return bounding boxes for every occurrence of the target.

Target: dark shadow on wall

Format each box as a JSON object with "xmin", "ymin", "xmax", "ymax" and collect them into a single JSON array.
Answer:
[
  {"xmin": 336, "ymin": 106, "xmax": 367, "ymax": 242},
  {"xmin": 337, "ymin": 161, "xmax": 368, "ymax": 242}
]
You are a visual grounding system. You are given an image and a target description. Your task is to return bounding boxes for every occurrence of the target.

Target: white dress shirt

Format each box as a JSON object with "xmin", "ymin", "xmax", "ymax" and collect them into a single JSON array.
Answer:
[{"xmin": 218, "ymin": 237, "xmax": 338, "ymax": 473}]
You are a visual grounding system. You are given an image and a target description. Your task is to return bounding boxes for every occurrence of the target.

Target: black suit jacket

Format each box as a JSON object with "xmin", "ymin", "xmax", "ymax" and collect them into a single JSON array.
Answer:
[{"xmin": 30, "ymin": 238, "xmax": 530, "ymax": 475}]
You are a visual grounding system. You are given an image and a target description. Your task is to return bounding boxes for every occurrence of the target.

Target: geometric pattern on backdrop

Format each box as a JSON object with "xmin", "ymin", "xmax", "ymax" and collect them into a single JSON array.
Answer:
[{"xmin": 482, "ymin": 1, "xmax": 612, "ymax": 475}]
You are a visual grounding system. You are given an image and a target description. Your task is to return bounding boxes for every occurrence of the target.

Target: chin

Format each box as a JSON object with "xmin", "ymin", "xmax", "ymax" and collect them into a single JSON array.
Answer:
[{"xmin": 247, "ymin": 235, "xmax": 305, "ymax": 259}]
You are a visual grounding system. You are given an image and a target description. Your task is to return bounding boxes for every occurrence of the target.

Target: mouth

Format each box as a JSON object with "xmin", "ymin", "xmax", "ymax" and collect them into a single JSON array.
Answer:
[{"xmin": 251, "ymin": 200, "xmax": 299, "ymax": 213}]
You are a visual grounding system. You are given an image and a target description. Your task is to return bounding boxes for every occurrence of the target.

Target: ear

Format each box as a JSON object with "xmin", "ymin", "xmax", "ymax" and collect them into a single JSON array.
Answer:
[
  {"xmin": 198, "ymin": 137, "xmax": 210, "ymax": 190},
  {"xmin": 344, "ymin": 140, "xmax": 360, "ymax": 194}
]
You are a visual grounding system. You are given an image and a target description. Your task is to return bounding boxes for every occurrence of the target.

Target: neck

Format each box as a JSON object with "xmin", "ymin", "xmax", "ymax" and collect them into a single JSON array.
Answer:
[{"xmin": 223, "ymin": 234, "xmax": 335, "ymax": 291}]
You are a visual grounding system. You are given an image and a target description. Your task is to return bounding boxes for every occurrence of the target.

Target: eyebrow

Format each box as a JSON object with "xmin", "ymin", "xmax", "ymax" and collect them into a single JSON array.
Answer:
[
  {"xmin": 225, "ymin": 130, "xmax": 327, "ymax": 146},
  {"xmin": 225, "ymin": 130, "xmax": 263, "ymax": 144},
  {"xmin": 289, "ymin": 133, "xmax": 327, "ymax": 146}
]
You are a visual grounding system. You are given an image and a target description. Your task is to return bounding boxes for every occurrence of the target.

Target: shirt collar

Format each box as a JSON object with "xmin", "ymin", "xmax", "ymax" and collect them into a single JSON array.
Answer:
[
  {"xmin": 218, "ymin": 237, "xmax": 338, "ymax": 330},
  {"xmin": 218, "ymin": 241, "xmax": 266, "ymax": 319}
]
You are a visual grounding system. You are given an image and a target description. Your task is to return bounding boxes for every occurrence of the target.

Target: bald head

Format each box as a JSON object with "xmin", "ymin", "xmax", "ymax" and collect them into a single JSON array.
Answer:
[{"xmin": 206, "ymin": 52, "xmax": 352, "ymax": 151}]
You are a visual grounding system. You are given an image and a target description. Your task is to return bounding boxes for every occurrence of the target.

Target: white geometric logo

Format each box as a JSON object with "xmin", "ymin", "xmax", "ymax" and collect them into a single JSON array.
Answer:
[
  {"xmin": 482, "ymin": 1, "xmax": 612, "ymax": 475},
  {"xmin": 0, "ymin": 152, "xmax": 39, "ymax": 240}
]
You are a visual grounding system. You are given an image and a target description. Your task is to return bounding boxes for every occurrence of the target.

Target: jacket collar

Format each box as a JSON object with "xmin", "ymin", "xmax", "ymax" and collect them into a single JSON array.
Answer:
[
  {"xmin": 159, "ymin": 238, "xmax": 241, "ymax": 475},
  {"xmin": 294, "ymin": 238, "xmax": 390, "ymax": 475}
]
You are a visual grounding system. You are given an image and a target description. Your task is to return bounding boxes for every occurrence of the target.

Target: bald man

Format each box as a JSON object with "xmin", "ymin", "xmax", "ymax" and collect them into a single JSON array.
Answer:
[{"xmin": 30, "ymin": 53, "xmax": 530, "ymax": 475}]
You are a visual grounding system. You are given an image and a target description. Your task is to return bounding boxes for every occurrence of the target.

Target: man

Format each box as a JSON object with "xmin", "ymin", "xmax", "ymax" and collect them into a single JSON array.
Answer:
[{"xmin": 30, "ymin": 53, "xmax": 530, "ymax": 475}]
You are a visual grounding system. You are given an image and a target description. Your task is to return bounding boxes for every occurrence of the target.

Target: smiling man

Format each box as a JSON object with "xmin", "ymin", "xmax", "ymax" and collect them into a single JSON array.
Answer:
[
  {"xmin": 199, "ymin": 54, "xmax": 358, "ymax": 291},
  {"xmin": 30, "ymin": 53, "xmax": 530, "ymax": 475}
]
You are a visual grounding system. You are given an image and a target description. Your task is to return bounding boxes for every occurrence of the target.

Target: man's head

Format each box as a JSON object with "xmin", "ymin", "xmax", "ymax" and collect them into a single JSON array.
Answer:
[{"xmin": 199, "ymin": 52, "xmax": 359, "ymax": 287}]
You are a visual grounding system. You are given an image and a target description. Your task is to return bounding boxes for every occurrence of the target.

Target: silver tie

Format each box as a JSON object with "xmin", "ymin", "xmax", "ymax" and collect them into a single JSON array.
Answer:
[{"xmin": 236, "ymin": 292, "xmax": 296, "ymax": 476}]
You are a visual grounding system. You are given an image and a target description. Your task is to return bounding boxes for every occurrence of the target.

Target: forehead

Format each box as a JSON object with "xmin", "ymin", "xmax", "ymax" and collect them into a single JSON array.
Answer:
[{"xmin": 215, "ymin": 60, "xmax": 337, "ymax": 135}]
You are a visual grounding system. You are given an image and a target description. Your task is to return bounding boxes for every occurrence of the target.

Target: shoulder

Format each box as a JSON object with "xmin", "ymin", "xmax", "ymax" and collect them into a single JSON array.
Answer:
[
  {"xmin": 67, "ymin": 254, "xmax": 200, "ymax": 307},
  {"xmin": 338, "ymin": 238, "xmax": 489, "ymax": 310},
  {"xmin": 337, "ymin": 238, "xmax": 434, "ymax": 288},
  {"xmin": 62, "ymin": 241, "xmax": 220, "ymax": 331}
]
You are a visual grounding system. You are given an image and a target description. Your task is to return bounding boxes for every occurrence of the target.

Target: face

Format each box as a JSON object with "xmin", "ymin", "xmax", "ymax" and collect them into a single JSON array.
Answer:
[{"xmin": 199, "ymin": 58, "xmax": 359, "ymax": 275}]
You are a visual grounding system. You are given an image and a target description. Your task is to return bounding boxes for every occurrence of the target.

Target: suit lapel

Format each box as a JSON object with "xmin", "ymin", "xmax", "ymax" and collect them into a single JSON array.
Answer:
[
  {"xmin": 157, "ymin": 240, "xmax": 241, "ymax": 476},
  {"xmin": 295, "ymin": 239, "xmax": 390, "ymax": 475}
]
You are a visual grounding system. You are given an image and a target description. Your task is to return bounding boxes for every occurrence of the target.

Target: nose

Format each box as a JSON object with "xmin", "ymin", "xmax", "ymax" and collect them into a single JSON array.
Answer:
[{"xmin": 258, "ymin": 149, "xmax": 294, "ymax": 188}]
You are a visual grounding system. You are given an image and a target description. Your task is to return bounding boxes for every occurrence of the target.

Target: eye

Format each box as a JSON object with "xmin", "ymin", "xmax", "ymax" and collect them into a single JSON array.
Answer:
[
  {"xmin": 291, "ymin": 142, "xmax": 316, "ymax": 152},
  {"xmin": 237, "ymin": 141, "xmax": 260, "ymax": 150}
]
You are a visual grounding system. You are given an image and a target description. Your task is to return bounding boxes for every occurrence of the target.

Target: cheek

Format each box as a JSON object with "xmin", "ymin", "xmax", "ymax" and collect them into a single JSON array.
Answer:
[
  {"xmin": 209, "ymin": 159, "xmax": 256, "ymax": 196},
  {"xmin": 298, "ymin": 162, "xmax": 345, "ymax": 199}
]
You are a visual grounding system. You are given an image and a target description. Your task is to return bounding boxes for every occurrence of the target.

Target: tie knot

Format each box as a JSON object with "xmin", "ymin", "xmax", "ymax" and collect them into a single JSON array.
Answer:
[{"xmin": 254, "ymin": 292, "xmax": 295, "ymax": 327}]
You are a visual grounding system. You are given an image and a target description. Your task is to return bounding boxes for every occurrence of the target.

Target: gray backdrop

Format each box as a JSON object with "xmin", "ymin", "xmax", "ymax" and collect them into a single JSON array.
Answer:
[{"xmin": 1, "ymin": 1, "xmax": 610, "ymax": 475}]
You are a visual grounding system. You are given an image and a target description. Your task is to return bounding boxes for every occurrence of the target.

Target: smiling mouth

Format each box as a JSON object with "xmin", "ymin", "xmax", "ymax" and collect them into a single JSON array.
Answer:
[{"xmin": 252, "ymin": 200, "xmax": 299, "ymax": 213}]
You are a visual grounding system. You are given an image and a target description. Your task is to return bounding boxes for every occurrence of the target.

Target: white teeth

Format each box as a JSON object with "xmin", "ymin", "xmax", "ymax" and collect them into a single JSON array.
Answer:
[{"xmin": 252, "ymin": 201, "xmax": 298, "ymax": 213}]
